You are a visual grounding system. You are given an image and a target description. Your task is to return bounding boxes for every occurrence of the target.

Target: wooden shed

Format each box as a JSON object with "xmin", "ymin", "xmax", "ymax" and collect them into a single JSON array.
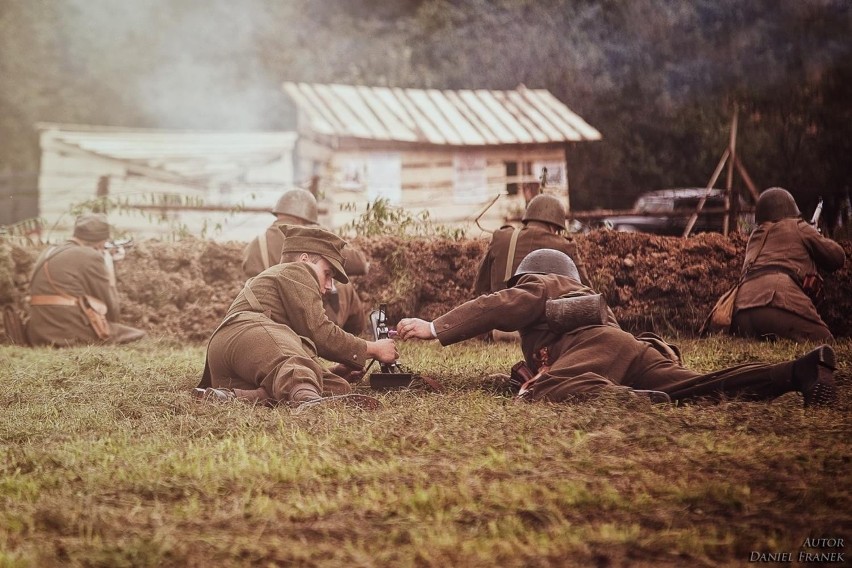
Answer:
[
  {"xmin": 283, "ymin": 83, "xmax": 601, "ymax": 233},
  {"xmin": 36, "ymin": 123, "xmax": 297, "ymax": 241}
]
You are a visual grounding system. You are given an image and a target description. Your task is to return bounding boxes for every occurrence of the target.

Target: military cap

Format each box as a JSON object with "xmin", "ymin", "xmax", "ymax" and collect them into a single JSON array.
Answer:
[
  {"xmin": 73, "ymin": 213, "xmax": 111, "ymax": 242},
  {"xmin": 280, "ymin": 224, "xmax": 349, "ymax": 283}
]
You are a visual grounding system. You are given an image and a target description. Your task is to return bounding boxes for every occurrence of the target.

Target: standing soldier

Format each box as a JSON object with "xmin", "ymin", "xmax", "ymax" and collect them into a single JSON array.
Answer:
[
  {"xmin": 473, "ymin": 193, "xmax": 590, "ymax": 297},
  {"xmin": 26, "ymin": 213, "xmax": 145, "ymax": 346},
  {"xmin": 398, "ymin": 249, "xmax": 838, "ymax": 408},
  {"xmin": 198, "ymin": 225, "xmax": 396, "ymax": 408},
  {"xmin": 732, "ymin": 187, "xmax": 846, "ymax": 342},
  {"xmin": 242, "ymin": 188, "xmax": 370, "ymax": 335}
]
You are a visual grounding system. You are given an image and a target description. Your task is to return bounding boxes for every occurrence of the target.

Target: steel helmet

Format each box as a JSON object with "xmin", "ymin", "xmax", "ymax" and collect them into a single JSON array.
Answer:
[
  {"xmin": 506, "ymin": 249, "xmax": 580, "ymax": 287},
  {"xmin": 272, "ymin": 188, "xmax": 319, "ymax": 224},
  {"xmin": 755, "ymin": 187, "xmax": 801, "ymax": 224},
  {"xmin": 522, "ymin": 194, "xmax": 566, "ymax": 229}
]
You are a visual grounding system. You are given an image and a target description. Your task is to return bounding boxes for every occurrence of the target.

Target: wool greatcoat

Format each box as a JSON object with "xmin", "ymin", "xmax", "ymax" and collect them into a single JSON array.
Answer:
[
  {"xmin": 242, "ymin": 221, "xmax": 369, "ymax": 334},
  {"xmin": 435, "ymin": 273, "xmax": 799, "ymax": 403},
  {"xmin": 27, "ymin": 240, "xmax": 145, "ymax": 346},
  {"xmin": 473, "ymin": 224, "xmax": 590, "ymax": 295},
  {"xmin": 204, "ymin": 261, "xmax": 368, "ymax": 402},
  {"xmin": 732, "ymin": 218, "xmax": 846, "ymax": 342}
]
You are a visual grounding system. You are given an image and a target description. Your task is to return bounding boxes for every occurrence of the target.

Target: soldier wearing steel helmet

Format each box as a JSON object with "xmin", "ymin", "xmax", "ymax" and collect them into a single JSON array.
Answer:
[
  {"xmin": 472, "ymin": 193, "xmax": 590, "ymax": 296},
  {"xmin": 732, "ymin": 187, "xmax": 845, "ymax": 342},
  {"xmin": 242, "ymin": 188, "xmax": 370, "ymax": 335},
  {"xmin": 398, "ymin": 248, "xmax": 838, "ymax": 408}
]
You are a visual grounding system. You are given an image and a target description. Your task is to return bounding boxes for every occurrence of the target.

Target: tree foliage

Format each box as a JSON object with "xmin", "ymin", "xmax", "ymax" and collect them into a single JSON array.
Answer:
[{"xmin": 1, "ymin": 0, "xmax": 849, "ymax": 226}]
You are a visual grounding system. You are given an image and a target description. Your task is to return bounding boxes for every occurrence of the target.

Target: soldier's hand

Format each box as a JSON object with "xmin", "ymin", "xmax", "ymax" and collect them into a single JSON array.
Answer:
[
  {"xmin": 328, "ymin": 363, "xmax": 366, "ymax": 384},
  {"xmin": 368, "ymin": 338, "xmax": 398, "ymax": 364},
  {"xmin": 397, "ymin": 318, "xmax": 435, "ymax": 340}
]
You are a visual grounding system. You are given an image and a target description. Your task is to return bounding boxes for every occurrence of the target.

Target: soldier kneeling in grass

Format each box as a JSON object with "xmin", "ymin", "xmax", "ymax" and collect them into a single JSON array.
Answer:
[
  {"xmin": 26, "ymin": 213, "xmax": 145, "ymax": 347},
  {"xmin": 195, "ymin": 225, "xmax": 397, "ymax": 410},
  {"xmin": 397, "ymin": 249, "xmax": 838, "ymax": 408}
]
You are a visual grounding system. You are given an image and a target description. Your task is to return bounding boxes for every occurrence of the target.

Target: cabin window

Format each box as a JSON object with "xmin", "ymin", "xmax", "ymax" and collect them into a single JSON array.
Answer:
[
  {"xmin": 506, "ymin": 162, "xmax": 518, "ymax": 195},
  {"xmin": 506, "ymin": 161, "xmax": 537, "ymax": 195}
]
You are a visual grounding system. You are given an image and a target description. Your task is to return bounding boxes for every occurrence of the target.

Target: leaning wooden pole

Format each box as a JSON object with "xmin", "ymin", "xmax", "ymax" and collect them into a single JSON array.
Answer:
[
  {"xmin": 734, "ymin": 155, "xmax": 761, "ymax": 202},
  {"xmin": 723, "ymin": 106, "xmax": 738, "ymax": 235},
  {"xmin": 682, "ymin": 147, "xmax": 731, "ymax": 237}
]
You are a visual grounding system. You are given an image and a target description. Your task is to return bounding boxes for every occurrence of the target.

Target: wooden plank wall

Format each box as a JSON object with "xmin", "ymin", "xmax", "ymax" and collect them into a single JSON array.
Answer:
[
  {"xmin": 316, "ymin": 145, "xmax": 567, "ymax": 237},
  {"xmin": 37, "ymin": 132, "xmax": 288, "ymax": 242}
]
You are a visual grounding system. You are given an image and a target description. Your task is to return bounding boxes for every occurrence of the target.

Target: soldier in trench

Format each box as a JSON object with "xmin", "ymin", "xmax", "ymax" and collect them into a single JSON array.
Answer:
[
  {"xmin": 473, "ymin": 193, "xmax": 590, "ymax": 296},
  {"xmin": 26, "ymin": 213, "xmax": 145, "ymax": 347},
  {"xmin": 731, "ymin": 187, "xmax": 846, "ymax": 342},
  {"xmin": 242, "ymin": 187, "xmax": 370, "ymax": 335}
]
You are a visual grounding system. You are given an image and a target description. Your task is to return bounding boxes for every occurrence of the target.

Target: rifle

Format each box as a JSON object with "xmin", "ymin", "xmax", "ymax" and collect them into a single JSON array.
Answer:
[
  {"xmin": 105, "ymin": 237, "xmax": 134, "ymax": 261},
  {"xmin": 801, "ymin": 196, "xmax": 827, "ymax": 304},
  {"xmin": 810, "ymin": 198, "xmax": 824, "ymax": 227}
]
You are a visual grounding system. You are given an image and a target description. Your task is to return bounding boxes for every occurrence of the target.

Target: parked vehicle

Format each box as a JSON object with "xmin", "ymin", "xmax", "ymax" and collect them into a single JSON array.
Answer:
[{"xmin": 598, "ymin": 187, "xmax": 744, "ymax": 236}]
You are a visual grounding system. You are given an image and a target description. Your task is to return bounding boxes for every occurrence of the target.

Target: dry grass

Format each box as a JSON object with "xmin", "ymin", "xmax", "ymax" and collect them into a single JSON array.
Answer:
[{"xmin": 1, "ymin": 336, "xmax": 849, "ymax": 567}]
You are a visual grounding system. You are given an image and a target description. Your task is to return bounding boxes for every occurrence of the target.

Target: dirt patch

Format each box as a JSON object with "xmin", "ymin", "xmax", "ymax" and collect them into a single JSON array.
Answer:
[{"xmin": 2, "ymin": 232, "xmax": 850, "ymax": 342}]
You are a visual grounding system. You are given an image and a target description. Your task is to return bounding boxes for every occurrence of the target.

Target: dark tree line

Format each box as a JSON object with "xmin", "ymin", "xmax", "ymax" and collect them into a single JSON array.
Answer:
[{"xmin": 1, "ymin": 0, "xmax": 850, "ymax": 228}]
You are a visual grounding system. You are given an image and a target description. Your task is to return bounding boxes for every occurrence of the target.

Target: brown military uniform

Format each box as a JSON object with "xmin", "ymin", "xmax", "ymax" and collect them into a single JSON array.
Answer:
[
  {"xmin": 204, "ymin": 262, "xmax": 368, "ymax": 402},
  {"xmin": 26, "ymin": 240, "xmax": 145, "ymax": 346},
  {"xmin": 434, "ymin": 273, "xmax": 800, "ymax": 403},
  {"xmin": 732, "ymin": 218, "xmax": 846, "ymax": 341},
  {"xmin": 242, "ymin": 221, "xmax": 368, "ymax": 334},
  {"xmin": 473, "ymin": 224, "xmax": 589, "ymax": 295}
]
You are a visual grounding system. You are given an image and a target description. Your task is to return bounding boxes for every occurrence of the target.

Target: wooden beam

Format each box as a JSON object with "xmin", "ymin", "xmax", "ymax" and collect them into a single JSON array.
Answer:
[
  {"xmin": 682, "ymin": 147, "xmax": 731, "ymax": 237},
  {"xmin": 734, "ymin": 155, "xmax": 761, "ymax": 202},
  {"xmin": 723, "ymin": 107, "xmax": 738, "ymax": 235}
]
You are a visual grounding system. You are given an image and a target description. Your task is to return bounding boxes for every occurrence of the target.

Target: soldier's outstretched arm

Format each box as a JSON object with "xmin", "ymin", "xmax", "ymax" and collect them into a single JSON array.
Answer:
[{"xmin": 397, "ymin": 318, "xmax": 436, "ymax": 341}]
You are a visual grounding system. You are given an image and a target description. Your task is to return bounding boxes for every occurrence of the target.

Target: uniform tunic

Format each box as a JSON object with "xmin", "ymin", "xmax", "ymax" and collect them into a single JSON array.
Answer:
[
  {"xmin": 435, "ymin": 274, "xmax": 797, "ymax": 403},
  {"xmin": 473, "ymin": 224, "xmax": 589, "ymax": 295},
  {"xmin": 27, "ymin": 240, "xmax": 145, "ymax": 346},
  {"xmin": 205, "ymin": 262, "xmax": 368, "ymax": 401},
  {"xmin": 733, "ymin": 218, "xmax": 845, "ymax": 341},
  {"xmin": 242, "ymin": 221, "xmax": 368, "ymax": 334}
]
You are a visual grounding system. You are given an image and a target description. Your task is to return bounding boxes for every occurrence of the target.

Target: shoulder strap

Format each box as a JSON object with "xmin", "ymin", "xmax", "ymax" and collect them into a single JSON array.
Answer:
[
  {"xmin": 241, "ymin": 277, "xmax": 265, "ymax": 312},
  {"xmin": 503, "ymin": 227, "xmax": 522, "ymax": 283},
  {"xmin": 31, "ymin": 245, "xmax": 60, "ymax": 279},
  {"xmin": 42, "ymin": 260, "xmax": 76, "ymax": 300},
  {"xmin": 740, "ymin": 224, "xmax": 774, "ymax": 283},
  {"xmin": 259, "ymin": 232, "xmax": 271, "ymax": 271}
]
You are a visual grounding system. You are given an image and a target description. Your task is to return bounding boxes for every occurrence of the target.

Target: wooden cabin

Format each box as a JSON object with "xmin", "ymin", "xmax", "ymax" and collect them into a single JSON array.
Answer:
[
  {"xmin": 283, "ymin": 83, "xmax": 601, "ymax": 234},
  {"xmin": 36, "ymin": 123, "xmax": 297, "ymax": 241}
]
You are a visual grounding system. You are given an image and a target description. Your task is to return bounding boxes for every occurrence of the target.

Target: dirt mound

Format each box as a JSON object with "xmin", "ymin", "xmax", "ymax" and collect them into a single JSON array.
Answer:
[
  {"xmin": 117, "ymin": 239, "xmax": 246, "ymax": 341},
  {"xmin": 2, "ymin": 232, "xmax": 850, "ymax": 342}
]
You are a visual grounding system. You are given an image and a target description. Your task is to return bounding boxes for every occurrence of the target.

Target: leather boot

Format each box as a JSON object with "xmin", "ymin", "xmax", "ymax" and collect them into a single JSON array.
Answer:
[{"xmin": 792, "ymin": 345, "xmax": 837, "ymax": 408}]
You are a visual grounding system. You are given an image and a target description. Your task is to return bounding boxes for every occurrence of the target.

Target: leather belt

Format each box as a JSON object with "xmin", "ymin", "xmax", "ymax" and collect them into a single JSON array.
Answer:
[
  {"xmin": 30, "ymin": 295, "xmax": 77, "ymax": 307},
  {"xmin": 742, "ymin": 265, "xmax": 802, "ymax": 286}
]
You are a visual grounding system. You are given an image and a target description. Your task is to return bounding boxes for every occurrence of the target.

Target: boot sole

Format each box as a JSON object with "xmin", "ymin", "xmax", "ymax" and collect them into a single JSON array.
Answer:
[
  {"xmin": 803, "ymin": 346, "xmax": 838, "ymax": 408},
  {"xmin": 815, "ymin": 345, "xmax": 836, "ymax": 371}
]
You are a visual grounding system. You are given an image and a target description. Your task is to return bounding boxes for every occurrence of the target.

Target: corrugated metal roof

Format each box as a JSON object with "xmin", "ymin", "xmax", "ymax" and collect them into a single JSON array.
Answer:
[
  {"xmin": 283, "ymin": 83, "xmax": 601, "ymax": 145},
  {"xmin": 38, "ymin": 124, "xmax": 297, "ymax": 181}
]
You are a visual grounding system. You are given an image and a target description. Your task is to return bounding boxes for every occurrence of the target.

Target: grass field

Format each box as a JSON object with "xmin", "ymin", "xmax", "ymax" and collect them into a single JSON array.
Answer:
[{"xmin": 1, "ymin": 337, "xmax": 849, "ymax": 567}]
